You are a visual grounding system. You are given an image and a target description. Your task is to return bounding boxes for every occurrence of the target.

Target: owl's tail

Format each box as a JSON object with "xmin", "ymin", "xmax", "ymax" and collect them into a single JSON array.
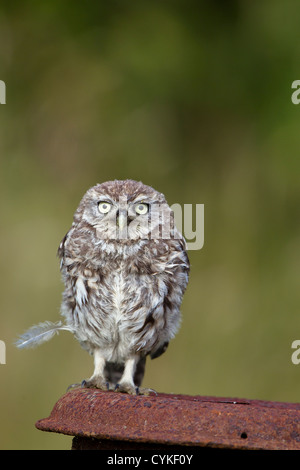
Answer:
[{"xmin": 15, "ymin": 321, "xmax": 74, "ymax": 349}]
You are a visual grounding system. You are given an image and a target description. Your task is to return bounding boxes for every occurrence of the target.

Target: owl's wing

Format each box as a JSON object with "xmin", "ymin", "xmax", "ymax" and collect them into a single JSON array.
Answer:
[
  {"xmin": 164, "ymin": 236, "xmax": 190, "ymax": 276},
  {"xmin": 57, "ymin": 232, "xmax": 69, "ymax": 259},
  {"xmin": 149, "ymin": 237, "xmax": 189, "ymax": 360},
  {"xmin": 150, "ymin": 341, "xmax": 169, "ymax": 359}
]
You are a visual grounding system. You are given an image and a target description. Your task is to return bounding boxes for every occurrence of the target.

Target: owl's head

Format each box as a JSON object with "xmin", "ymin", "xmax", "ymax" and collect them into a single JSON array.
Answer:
[{"xmin": 73, "ymin": 180, "xmax": 174, "ymax": 242}]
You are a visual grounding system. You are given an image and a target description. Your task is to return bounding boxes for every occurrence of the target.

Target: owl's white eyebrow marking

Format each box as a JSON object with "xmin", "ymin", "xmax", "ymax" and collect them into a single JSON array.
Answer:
[
  {"xmin": 132, "ymin": 195, "xmax": 151, "ymax": 204},
  {"xmin": 97, "ymin": 195, "xmax": 115, "ymax": 204}
]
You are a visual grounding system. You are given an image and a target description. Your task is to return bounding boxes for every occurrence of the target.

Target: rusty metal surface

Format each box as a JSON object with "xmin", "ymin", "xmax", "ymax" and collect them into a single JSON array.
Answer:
[{"xmin": 35, "ymin": 388, "xmax": 300, "ymax": 450}]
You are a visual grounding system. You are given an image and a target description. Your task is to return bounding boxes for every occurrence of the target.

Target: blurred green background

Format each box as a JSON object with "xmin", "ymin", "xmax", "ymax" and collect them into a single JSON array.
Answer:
[{"xmin": 1, "ymin": 0, "xmax": 300, "ymax": 449}]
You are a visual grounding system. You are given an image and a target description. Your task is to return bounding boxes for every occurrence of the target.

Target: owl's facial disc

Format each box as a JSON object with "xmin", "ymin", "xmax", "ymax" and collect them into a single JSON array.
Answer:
[{"xmin": 93, "ymin": 194, "xmax": 153, "ymax": 241}]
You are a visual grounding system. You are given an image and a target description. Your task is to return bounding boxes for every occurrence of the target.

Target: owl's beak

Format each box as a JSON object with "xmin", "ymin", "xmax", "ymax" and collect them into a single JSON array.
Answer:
[{"xmin": 117, "ymin": 211, "xmax": 128, "ymax": 230}]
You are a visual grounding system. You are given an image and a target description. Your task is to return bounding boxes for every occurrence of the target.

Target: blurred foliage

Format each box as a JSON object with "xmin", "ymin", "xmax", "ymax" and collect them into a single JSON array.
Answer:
[{"xmin": 0, "ymin": 0, "xmax": 300, "ymax": 449}]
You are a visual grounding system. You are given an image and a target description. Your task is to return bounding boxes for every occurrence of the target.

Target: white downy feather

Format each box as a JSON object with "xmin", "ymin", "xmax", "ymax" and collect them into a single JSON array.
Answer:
[{"xmin": 15, "ymin": 321, "xmax": 74, "ymax": 349}]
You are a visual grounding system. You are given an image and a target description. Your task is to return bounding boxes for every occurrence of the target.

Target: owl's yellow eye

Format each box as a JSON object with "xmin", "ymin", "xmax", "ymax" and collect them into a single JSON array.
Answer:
[
  {"xmin": 135, "ymin": 203, "xmax": 149, "ymax": 215},
  {"xmin": 98, "ymin": 201, "xmax": 112, "ymax": 214}
]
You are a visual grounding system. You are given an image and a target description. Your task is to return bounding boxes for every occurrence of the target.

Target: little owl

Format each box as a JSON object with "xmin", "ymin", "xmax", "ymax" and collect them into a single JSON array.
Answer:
[{"xmin": 17, "ymin": 180, "xmax": 189, "ymax": 395}]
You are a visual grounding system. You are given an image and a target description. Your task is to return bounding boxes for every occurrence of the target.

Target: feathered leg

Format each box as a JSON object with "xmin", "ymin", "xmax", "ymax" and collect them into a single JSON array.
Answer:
[
  {"xmin": 82, "ymin": 349, "xmax": 109, "ymax": 391},
  {"xmin": 114, "ymin": 355, "xmax": 139, "ymax": 394},
  {"xmin": 114, "ymin": 355, "xmax": 155, "ymax": 395}
]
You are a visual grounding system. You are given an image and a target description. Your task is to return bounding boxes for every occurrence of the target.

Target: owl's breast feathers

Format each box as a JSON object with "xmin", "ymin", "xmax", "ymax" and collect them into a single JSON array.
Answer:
[{"xmin": 58, "ymin": 226, "xmax": 189, "ymax": 361}]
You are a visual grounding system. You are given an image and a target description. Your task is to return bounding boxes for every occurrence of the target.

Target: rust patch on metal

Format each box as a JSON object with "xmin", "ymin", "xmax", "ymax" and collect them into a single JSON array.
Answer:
[{"xmin": 35, "ymin": 388, "xmax": 300, "ymax": 450}]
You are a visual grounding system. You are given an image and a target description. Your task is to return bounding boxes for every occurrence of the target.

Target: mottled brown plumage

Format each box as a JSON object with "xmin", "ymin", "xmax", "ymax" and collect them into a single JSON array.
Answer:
[{"xmin": 21, "ymin": 179, "xmax": 189, "ymax": 395}]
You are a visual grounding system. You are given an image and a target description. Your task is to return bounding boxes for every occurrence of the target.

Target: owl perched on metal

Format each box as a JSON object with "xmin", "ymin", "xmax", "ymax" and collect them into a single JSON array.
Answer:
[{"xmin": 17, "ymin": 180, "xmax": 189, "ymax": 395}]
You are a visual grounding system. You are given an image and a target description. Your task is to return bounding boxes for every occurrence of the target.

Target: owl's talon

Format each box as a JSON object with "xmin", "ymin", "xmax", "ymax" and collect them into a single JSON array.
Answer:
[
  {"xmin": 81, "ymin": 377, "xmax": 110, "ymax": 391},
  {"xmin": 114, "ymin": 382, "xmax": 137, "ymax": 395},
  {"xmin": 137, "ymin": 387, "xmax": 158, "ymax": 396},
  {"xmin": 66, "ymin": 382, "xmax": 82, "ymax": 391}
]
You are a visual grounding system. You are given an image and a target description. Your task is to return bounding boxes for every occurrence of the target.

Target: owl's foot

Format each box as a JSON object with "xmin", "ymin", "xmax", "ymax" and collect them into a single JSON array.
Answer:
[
  {"xmin": 81, "ymin": 377, "xmax": 110, "ymax": 391},
  {"xmin": 114, "ymin": 383, "xmax": 157, "ymax": 396},
  {"xmin": 114, "ymin": 382, "xmax": 139, "ymax": 395}
]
